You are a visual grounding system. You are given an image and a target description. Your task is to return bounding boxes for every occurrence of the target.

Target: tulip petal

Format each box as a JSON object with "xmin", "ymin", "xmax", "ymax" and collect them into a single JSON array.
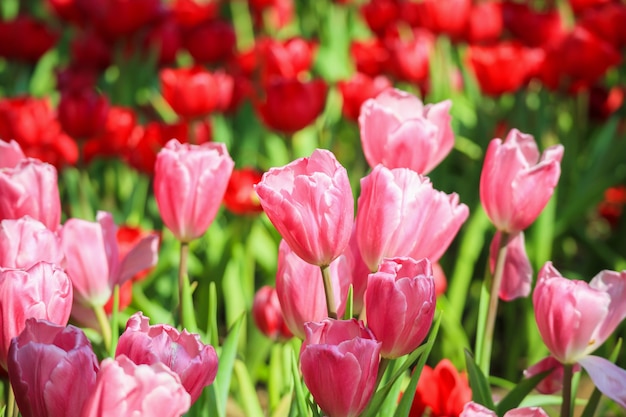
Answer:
[
  {"xmin": 118, "ymin": 233, "xmax": 159, "ymax": 285},
  {"xmin": 579, "ymin": 355, "xmax": 626, "ymax": 408},
  {"xmin": 490, "ymin": 231, "xmax": 533, "ymax": 301}
]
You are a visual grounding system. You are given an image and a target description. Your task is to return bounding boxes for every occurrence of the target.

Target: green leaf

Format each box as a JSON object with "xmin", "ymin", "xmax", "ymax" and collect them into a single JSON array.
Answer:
[
  {"xmin": 290, "ymin": 344, "xmax": 312, "ymax": 417},
  {"xmin": 465, "ymin": 349, "xmax": 496, "ymax": 410},
  {"xmin": 343, "ymin": 285, "xmax": 354, "ymax": 320},
  {"xmin": 234, "ymin": 359, "xmax": 265, "ymax": 417},
  {"xmin": 212, "ymin": 314, "xmax": 245, "ymax": 417},
  {"xmin": 495, "ymin": 370, "xmax": 552, "ymax": 416}
]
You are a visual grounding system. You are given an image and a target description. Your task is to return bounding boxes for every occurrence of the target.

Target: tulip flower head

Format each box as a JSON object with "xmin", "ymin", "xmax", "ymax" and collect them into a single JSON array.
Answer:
[
  {"xmin": 461, "ymin": 402, "xmax": 548, "ymax": 417},
  {"xmin": 0, "ymin": 216, "xmax": 63, "ymax": 269},
  {"xmin": 0, "ymin": 138, "xmax": 26, "ymax": 168},
  {"xmin": 256, "ymin": 149, "xmax": 354, "ymax": 267},
  {"xmin": 300, "ymin": 319, "xmax": 381, "ymax": 417},
  {"xmin": 252, "ymin": 285, "xmax": 293, "ymax": 341},
  {"xmin": 154, "ymin": 139, "xmax": 234, "ymax": 243}
]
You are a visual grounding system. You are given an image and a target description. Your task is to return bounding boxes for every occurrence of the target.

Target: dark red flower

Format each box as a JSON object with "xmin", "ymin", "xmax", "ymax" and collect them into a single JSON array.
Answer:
[
  {"xmin": 172, "ymin": 0, "xmax": 219, "ymax": 28},
  {"xmin": 257, "ymin": 37, "xmax": 317, "ymax": 82},
  {"xmin": 70, "ymin": 30, "xmax": 113, "ymax": 70},
  {"xmin": 415, "ymin": 0, "xmax": 472, "ymax": 42},
  {"xmin": 350, "ymin": 38, "xmax": 390, "ymax": 77},
  {"xmin": 408, "ymin": 359, "xmax": 472, "ymax": 417},
  {"xmin": 183, "ymin": 19, "xmax": 236, "ymax": 64},
  {"xmin": 569, "ymin": 0, "xmax": 612, "ymax": 14},
  {"xmin": 160, "ymin": 66, "xmax": 220, "ymax": 119},
  {"xmin": 142, "ymin": 14, "xmax": 183, "ymax": 66},
  {"xmin": 360, "ymin": 0, "xmax": 399, "ymax": 37},
  {"xmin": 598, "ymin": 186, "xmax": 626, "ymax": 228},
  {"xmin": 337, "ymin": 72, "xmax": 392, "ymax": 121},
  {"xmin": 502, "ymin": 2, "xmax": 566, "ymax": 48},
  {"xmin": 57, "ymin": 88, "xmax": 110, "ymax": 140},
  {"xmin": 466, "ymin": 1, "xmax": 504, "ymax": 44},
  {"xmin": 255, "ymin": 77, "xmax": 327, "ymax": 134},
  {"xmin": 0, "ymin": 15, "xmax": 58, "ymax": 62},
  {"xmin": 468, "ymin": 41, "xmax": 544, "ymax": 96},
  {"xmin": 588, "ymin": 85, "xmax": 624, "ymax": 121},
  {"xmin": 579, "ymin": 3, "xmax": 626, "ymax": 50},
  {"xmin": 74, "ymin": 0, "xmax": 164, "ymax": 39},
  {"xmin": 386, "ymin": 28, "xmax": 434, "ymax": 84},
  {"xmin": 252, "ymin": 286, "xmax": 293, "ymax": 341},
  {"xmin": 248, "ymin": 0, "xmax": 294, "ymax": 31},
  {"xmin": 223, "ymin": 168, "xmax": 265, "ymax": 215},
  {"xmin": 46, "ymin": 0, "xmax": 84, "ymax": 24},
  {"xmin": 81, "ymin": 106, "xmax": 139, "ymax": 164}
]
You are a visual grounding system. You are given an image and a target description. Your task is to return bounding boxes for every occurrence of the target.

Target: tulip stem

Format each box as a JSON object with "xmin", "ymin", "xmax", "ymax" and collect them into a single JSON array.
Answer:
[
  {"xmin": 561, "ymin": 364, "xmax": 574, "ymax": 417},
  {"xmin": 7, "ymin": 385, "xmax": 17, "ymax": 417},
  {"xmin": 320, "ymin": 265, "xmax": 337, "ymax": 319},
  {"xmin": 179, "ymin": 242, "xmax": 198, "ymax": 332},
  {"xmin": 476, "ymin": 231, "xmax": 509, "ymax": 376},
  {"xmin": 93, "ymin": 304, "xmax": 112, "ymax": 355},
  {"xmin": 375, "ymin": 357, "xmax": 391, "ymax": 389}
]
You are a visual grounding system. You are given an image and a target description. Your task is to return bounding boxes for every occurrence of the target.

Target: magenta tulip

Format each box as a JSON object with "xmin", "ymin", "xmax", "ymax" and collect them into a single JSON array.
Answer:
[
  {"xmin": 365, "ymin": 257, "xmax": 435, "ymax": 358},
  {"xmin": 255, "ymin": 149, "xmax": 354, "ymax": 266},
  {"xmin": 300, "ymin": 319, "xmax": 381, "ymax": 417},
  {"xmin": 61, "ymin": 211, "xmax": 158, "ymax": 309},
  {"xmin": 275, "ymin": 239, "xmax": 350, "ymax": 339},
  {"xmin": 356, "ymin": 165, "xmax": 469, "ymax": 272},
  {"xmin": 480, "ymin": 129, "xmax": 563, "ymax": 233},
  {"xmin": 0, "ymin": 261, "xmax": 73, "ymax": 369},
  {"xmin": 115, "ymin": 312, "xmax": 218, "ymax": 404},
  {"xmin": 461, "ymin": 402, "xmax": 548, "ymax": 417},
  {"xmin": 0, "ymin": 139, "xmax": 25, "ymax": 168},
  {"xmin": 154, "ymin": 139, "xmax": 234, "ymax": 242},
  {"xmin": 0, "ymin": 216, "xmax": 63, "ymax": 269},
  {"xmin": 7, "ymin": 319, "xmax": 98, "ymax": 417},
  {"xmin": 81, "ymin": 355, "xmax": 191, "ymax": 417},
  {"xmin": 533, "ymin": 262, "xmax": 626, "ymax": 407},
  {"xmin": 359, "ymin": 88, "xmax": 454, "ymax": 174},
  {"xmin": 0, "ymin": 158, "xmax": 61, "ymax": 231}
]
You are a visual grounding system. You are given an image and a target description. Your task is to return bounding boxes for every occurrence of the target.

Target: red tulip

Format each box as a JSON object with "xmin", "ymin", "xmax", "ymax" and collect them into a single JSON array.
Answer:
[
  {"xmin": 160, "ymin": 66, "xmax": 220, "ymax": 119},
  {"xmin": 257, "ymin": 37, "xmax": 317, "ymax": 82},
  {"xmin": 350, "ymin": 39, "xmax": 390, "ymax": 77},
  {"xmin": 502, "ymin": 2, "xmax": 566, "ymax": 48},
  {"xmin": 360, "ymin": 0, "xmax": 399, "ymax": 36},
  {"xmin": 466, "ymin": 1, "xmax": 504, "ymax": 44},
  {"xmin": 386, "ymin": 28, "xmax": 434, "ymax": 84},
  {"xmin": 74, "ymin": 0, "xmax": 164, "ymax": 39},
  {"xmin": 223, "ymin": 167, "xmax": 264, "ymax": 215},
  {"xmin": 416, "ymin": 0, "xmax": 472, "ymax": 42},
  {"xmin": 116, "ymin": 312, "xmax": 218, "ymax": 403},
  {"xmin": 338, "ymin": 72, "xmax": 392, "ymax": 122},
  {"xmin": 57, "ymin": 88, "xmax": 110, "ymax": 140},
  {"xmin": 8, "ymin": 319, "xmax": 99, "ymax": 417},
  {"xmin": 252, "ymin": 285, "xmax": 293, "ymax": 340},
  {"xmin": 255, "ymin": 77, "xmax": 327, "ymax": 134},
  {"xmin": 172, "ymin": 0, "xmax": 219, "ymax": 28},
  {"xmin": 183, "ymin": 19, "xmax": 236, "ymax": 64},
  {"xmin": 0, "ymin": 15, "xmax": 58, "ymax": 62},
  {"xmin": 82, "ymin": 106, "xmax": 139, "ymax": 164},
  {"xmin": 579, "ymin": 3, "xmax": 626, "ymax": 50}
]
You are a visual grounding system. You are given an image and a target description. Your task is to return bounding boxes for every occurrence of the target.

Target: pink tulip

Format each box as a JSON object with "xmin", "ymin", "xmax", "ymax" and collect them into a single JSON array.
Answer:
[
  {"xmin": 461, "ymin": 402, "xmax": 548, "ymax": 417},
  {"xmin": 300, "ymin": 319, "xmax": 381, "ymax": 417},
  {"xmin": 0, "ymin": 261, "xmax": 73, "ymax": 369},
  {"xmin": 61, "ymin": 211, "xmax": 158, "ymax": 308},
  {"xmin": 480, "ymin": 129, "xmax": 563, "ymax": 233},
  {"xmin": 365, "ymin": 257, "xmax": 435, "ymax": 358},
  {"xmin": 154, "ymin": 139, "xmax": 234, "ymax": 242},
  {"xmin": 345, "ymin": 223, "xmax": 371, "ymax": 314},
  {"xmin": 7, "ymin": 319, "xmax": 99, "ymax": 417},
  {"xmin": 0, "ymin": 158, "xmax": 61, "ymax": 230},
  {"xmin": 81, "ymin": 355, "xmax": 191, "ymax": 417},
  {"xmin": 276, "ymin": 239, "xmax": 350, "ymax": 339},
  {"xmin": 533, "ymin": 262, "xmax": 626, "ymax": 407},
  {"xmin": 356, "ymin": 165, "xmax": 469, "ymax": 272},
  {"xmin": 0, "ymin": 139, "xmax": 25, "ymax": 168},
  {"xmin": 0, "ymin": 216, "xmax": 63, "ymax": 269},
  {"xmin": 115, "ymin": 312, "xmax": 218, "ymax": 404},
  {"xmin": 359, "ymin": 88, "xmax": 454, "ymax": 174},
  {"xmin": 523, "ymin": 356, "xmax": 579, "ymax": 395},
  {"xmin": 255, "ymin": 149, "xmax": 354, "ymax": 266},
  {"xmin": 489, "ymin": 231, "xmax": 532, "ymax": 300},
  {"xmin": 252, "ymin": 285, "xmax": 293, "ymax": 340}
]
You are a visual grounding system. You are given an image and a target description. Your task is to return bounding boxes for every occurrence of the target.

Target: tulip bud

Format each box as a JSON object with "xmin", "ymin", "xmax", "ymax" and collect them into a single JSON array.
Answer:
[
  {"xmin": 300, "ymin": 319, "xmax": 381, "ymax": 417},
  {"xmin": 154, "ymin": 139, "xmax": 234, "ymax": 242},
  {"xmin": 252, "ymin": 285, "xmax": 292, "ymax": 340},
  {"xmin": 8, "ymin": 319, "xmax": 99, "ymax": 417},
  {"xmin": 160, "ymin": 66, "xmax": 220, "ymax": 119}
]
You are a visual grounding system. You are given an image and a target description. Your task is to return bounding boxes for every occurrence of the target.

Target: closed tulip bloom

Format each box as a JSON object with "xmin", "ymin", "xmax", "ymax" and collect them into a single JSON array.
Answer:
[
  {"xmin": 480, "ymin": 129, "xmax": 563, "ymax": 233},
  {"xmin": 300, "ymin": 319, "xmax": 381, "ymax": 417},
  {"xmin": 61, "ymin": 211, "xmax": 159, "ymax": 308},
  {"xmin": 0, "ymin": 261, "xmax": 73, "ymax": 369},
  {"xmin": 81, "ymin": 355, "xmax": 191, "ymax": 417},
  {"xmin": 7, "ymin": 319, "xmax": 99, "ymax": 417},
  {"xmin": 154, "ymin": 139, "xmax": 234, "ymax": 243},
  {"xmin": 359, "ymin": 88, "xmax": 454, "ymax": 175},
  {"xmin": 0, "ymin": 139, "xmax": 25, "ymax": 168},
  {"xmin": 0, "ymin": 158, "xmax": 61, "ymax": 231},
  {"xmin": 489, "ymin": 231, "xmax": 532, "ymax": 300},
  {"xmin": 0, "ymin": 217, "xmax": 63, "ymax": 269},
  {"xmin": 256, "ymin": 149, "xmax": 354, "ymax": 266},
  {"xmin": 116, "ymin": 312, "xmax": 218, "ymax": 404},
  {"xmin": 276, "ymin": 240, "xmax": 350, "ymax": 339},
  {"xmin": 461, "ymin": 402, "xmax": 548, "ymax": 417},
  {"xmin": 366, "ymin": 257, "xmax": 435, "ymax": 358},
  {"xmin": 356, "ymin": 165, "xmax": 469, "ymax": 272},
  {"xmin": 160, "ymin": 66, "xmax": 220, "ymax": 119},
  {"xmin": 533, "ymin": 262, "xmax": 626, "ymax": 407},
  {"xmin": 252, "ymin": 285, "xmax": 293, "ymax": 340}
]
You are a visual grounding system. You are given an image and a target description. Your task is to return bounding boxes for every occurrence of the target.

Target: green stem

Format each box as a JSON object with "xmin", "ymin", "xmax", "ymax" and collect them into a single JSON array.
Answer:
[
  {"xmin": 93, "ymin": 304, "xmax": 112, "ymax": 354},
  {"xmin": 109, "ymin": 285, "xmax": 120, "ymax": 358},
  {"xmin": 320, "ymin": 265, "xmax": 337, "ymax": 319},
  {"xmin": 7, "ymin": 384, "xmax": 17, "ymax": 417},
  {"xmin": 477, "ymin": 231, "xmax": 510, "ymax": 376},
  {"xmin": 179, "ymin": 242, "xmax": 198, "ymax": 332},
  {"xmin": 561, "ymin": 364, "xmax": 574, "ymax": 417}
]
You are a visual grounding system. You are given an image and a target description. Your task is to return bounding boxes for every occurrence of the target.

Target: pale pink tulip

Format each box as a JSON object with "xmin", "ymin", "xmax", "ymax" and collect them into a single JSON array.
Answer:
[
  {"xmin": 0, "ymin": 262, "xmax": 73, "ymax": 369},
  {"xmin": 533, "ymin": 262, "xmax": 626, "ymax": 407},
  {"xmin": 365, "ymin": 257, "xmax": 435, "ymax": 358},
  {"xmin": 359, "ymin": 88, "xmax": 454, "ymax": 174},
  {"xmin": 255, "ymin": 149, "xmax": 354, "ymax": 266},
  {"xmin": 276, "ymin": 240, "xmax": 350, "ymax": 339},
  {"xmin": 300, "ymin": 319, "xmax": 381, "ymax": 417},
  {"xmin": 81, "ymin": 355, "xmax": 191, "ymax": 417},
  {"xmin": 7, "ymin": 319, "xmax": 99, "ymax": 417},
  {"xmin": 0, "ymin": 216, "xmax": 63, "ymax": 269},
  {"xmin": 0, "ymin": 139, "xmax": 25, "ymax": 168},
  {"xmin": 480, "ymin": 129, "xmax": 563, "ymax": 233},
  {"xmin": 356, "ymin": 165, "xmax": 469, "ymax": 272},
  {"xmin": 115, "ymin": 312, "xmax": 218, "ymax": 404},
  {"xmin": 0, "ymin": 158, "xmax": 61, "ymax": 230},
  {"xmin": 154, "ymin": 139, "xmax": 234, "ymax": 242},
  {"xmin": 61, "ymin": 211, "xmax": 158, "ymax": 308},
  {"xmin": 461, "ymin": 402, "xmax": 548, "ymax": 417},
  {"xmin": 489, "ymin": 231, "xmax": 532, "ymax": 300}
]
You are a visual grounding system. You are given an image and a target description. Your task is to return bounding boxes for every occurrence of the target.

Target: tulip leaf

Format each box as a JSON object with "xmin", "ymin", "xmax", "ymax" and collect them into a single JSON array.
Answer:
[
  {"xmin": 394, "ymin": 313, "xmax": 442, "ymax": 417},
  {"xmin": 234, "ymin": 359, "xmax": 265, "ymax": 417},
  {"xmin": 343, "ymin": 285, "xmax": 354, "ymax": 320},
  {"xmin": 581, "ymin": 338, "xmax": 623, "ymax": 417},
  {"xmin": 495, "ymin": 369, "xmax": 552, "ymax": 416},
  {"xmin": 206, "ymin": 281, "xmax": 219, "ymax": 348},
  {"xmin": 290, "ymin": 343, "xmax": 313, "ymax": 417},
  {"xmin": 211, "ymin": 314, "xmax": 245, "ymax": 417},
  {"xmin": 465, "ymin": 349, "xmax": 496, "ymax": 409}
]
